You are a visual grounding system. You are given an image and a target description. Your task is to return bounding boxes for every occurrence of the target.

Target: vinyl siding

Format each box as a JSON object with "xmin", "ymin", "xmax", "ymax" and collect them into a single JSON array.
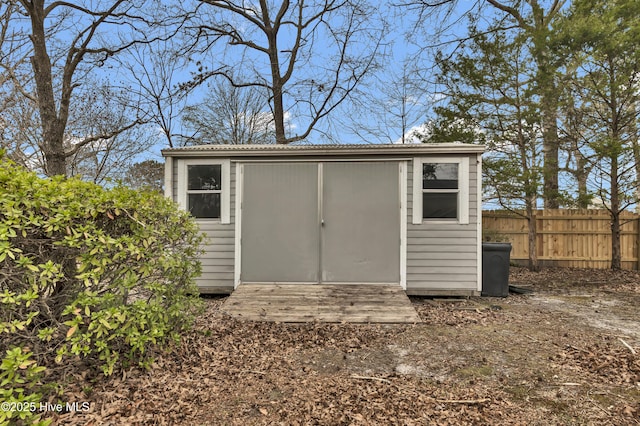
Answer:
[
  {"xmin": 406, "ymin": 154, "xmax": 480, "ymax": 294},
  {"xmin": 172, "ymin": 159, "xmax": 236, "ymax": 293},
  {"xmin": 169, "ymin": 151, "xmax": 481, "ymax": 295}
]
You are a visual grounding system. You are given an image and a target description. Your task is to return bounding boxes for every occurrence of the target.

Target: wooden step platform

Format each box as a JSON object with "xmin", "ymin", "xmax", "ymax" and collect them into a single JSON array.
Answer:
[{"xmin": 222, "ymin": 284, "xmax": 421, "ymax": 323}]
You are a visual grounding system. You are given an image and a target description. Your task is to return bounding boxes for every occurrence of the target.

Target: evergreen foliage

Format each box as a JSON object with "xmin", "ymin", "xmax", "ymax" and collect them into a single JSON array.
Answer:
[{"xmin": 0, "ymin": 153, "xmax": 204, "ymax": 423}]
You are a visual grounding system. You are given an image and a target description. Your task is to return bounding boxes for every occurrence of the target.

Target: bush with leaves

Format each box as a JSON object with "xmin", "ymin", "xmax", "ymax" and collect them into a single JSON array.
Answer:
[{"xmin": 0, "ymin": 153, "xmax": 203, "ymax": 423}]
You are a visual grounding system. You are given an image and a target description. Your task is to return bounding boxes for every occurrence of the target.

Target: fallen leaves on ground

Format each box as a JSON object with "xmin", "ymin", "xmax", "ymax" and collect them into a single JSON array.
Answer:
[
  {"xmin": 510, "ymin": 266, "xmax": 640, "ymax": 294},
  {"xmin": 46, "ymin": 268, "xmax": 640, "ymax": 425}
]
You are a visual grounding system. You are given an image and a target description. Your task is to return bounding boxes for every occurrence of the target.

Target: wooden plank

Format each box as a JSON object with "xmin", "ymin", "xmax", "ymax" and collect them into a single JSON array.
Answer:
[
  {"xmin": 222, "ymin": 284, "xmax": 421, "ymax": 323},
  {"xmin": 509, "ymin": 255, "xmax": 632, "ymax": 261},
  {"xmin": 489, "ymin": 230, "xmax": 638, "ymax": 235},
  {"xmin": 224, "ymin": 309, "xmax": 421, "ymax": 323},
  {"xmin": 637, "ymin": 217, "xmax": 640, "ymax": 271},
  {"xmin": 483, "ymin": 209, "xmax": 640, "ymax": 270}
]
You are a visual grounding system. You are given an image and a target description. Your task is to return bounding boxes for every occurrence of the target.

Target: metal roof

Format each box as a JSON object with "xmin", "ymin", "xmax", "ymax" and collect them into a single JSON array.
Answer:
[{"xmin": 161, "ymin": 143, "xmax": 485, "ymax": 157}]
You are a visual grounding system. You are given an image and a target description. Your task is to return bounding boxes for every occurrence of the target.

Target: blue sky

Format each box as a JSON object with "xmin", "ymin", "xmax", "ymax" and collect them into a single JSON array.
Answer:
[
  {"xmin": 105, "ymin": 1, "xmax": 478, "ymax": 152},
  {"xmin": 2, "ymin": 2, "xmax": 492, "ymax": 167}
]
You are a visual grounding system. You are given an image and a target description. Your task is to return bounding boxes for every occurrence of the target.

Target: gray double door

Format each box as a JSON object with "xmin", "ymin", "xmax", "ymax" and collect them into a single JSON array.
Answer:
[{"xmin": 241, "ymin": 162, "xmax": 400, "ymax": 284}]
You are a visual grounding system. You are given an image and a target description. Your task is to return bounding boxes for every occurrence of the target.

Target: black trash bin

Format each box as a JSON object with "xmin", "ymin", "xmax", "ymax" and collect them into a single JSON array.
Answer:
[{"xmin": 482, "ymin": 242, "xmax": 512, "ymax": 297}]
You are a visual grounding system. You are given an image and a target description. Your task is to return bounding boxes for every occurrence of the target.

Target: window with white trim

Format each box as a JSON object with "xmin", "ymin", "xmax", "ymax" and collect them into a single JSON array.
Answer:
[
  {"xmin": 422, "ymin": 163, "xmax": 458, "ymax": 219},
  {"xmin": 179, "ymin": 159, "xmax": 230, "ymax": 223},
  {"xmin": 413, "ymin": 157, "xmax": 469, "ymax": 224},
  {"xmin": 187, "ymin": 164, "xmax": 222, "ymax": 218}
]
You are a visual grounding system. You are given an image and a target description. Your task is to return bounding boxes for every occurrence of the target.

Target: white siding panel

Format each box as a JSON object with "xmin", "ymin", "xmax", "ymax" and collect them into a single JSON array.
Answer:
[
  {"xmin": 408, "ymin": 229, "xmax": 477, "ymax": 239},
  {"xmin": 409, "ymin": 266, "xmax": 477, "ymax": 275},
  {"xmin": 183, "ymin": 161, "xmax": 236, "ymax": 292},
  {"xmin": 406, "ymin": 154, "xmax": 480, "ymax": 293},
  {"xmin": 199, "ymin": 250, "xmax": 235, "ymax": 259},
  {"xmin": 199, "ymin": 229, "xmax": 235, "ymax": 239},
  {"xmin": 407, "ymin": 256, "xmax": 477, "ymax": 266},
  {"xmin": 408, "ymin": 278, "xmax": 477, "ymax": 286},
  {"xmin": 198, "ymin": 271, "xmax": 234, "ymax": 281},
  {"xmin": 406, "ymin": 279, "xmax": 477, "ymax": 290},
  {"xmin": 164, "ymin": 157, "xmax": 173, "ymax": 199},
  {"xmin": 407, "ymin": 245, "xmax": 477, "ymax": 253},
  {"xmin": 408, "ymin": 237, "xmax": 477, "ymax": 246},
  {"xmin": 201, "ymin": 240, "xmax": 234, "ymax": 247},
  {"xmin": 172, "ymin": 160, "xmax": 179, "ymax": 202},
  {"xmin": 197, "ymin": 258, "xmax": 236, "ymax": 266}
]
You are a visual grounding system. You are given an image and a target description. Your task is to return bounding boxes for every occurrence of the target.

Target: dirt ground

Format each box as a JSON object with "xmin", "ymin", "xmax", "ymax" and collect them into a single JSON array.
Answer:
[{"xmin": 50, "ymin": 268, "xmax": 639, "ymax": 425}]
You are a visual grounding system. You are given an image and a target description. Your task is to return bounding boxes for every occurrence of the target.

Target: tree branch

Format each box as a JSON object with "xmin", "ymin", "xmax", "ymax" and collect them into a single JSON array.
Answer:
[
  {"xmin": 64, "ymin": 118, "xmax": 143, "ymax": 158},
  {"xmin": 486, "ymin": 0, "xmax": 531, "ymax": 31}
]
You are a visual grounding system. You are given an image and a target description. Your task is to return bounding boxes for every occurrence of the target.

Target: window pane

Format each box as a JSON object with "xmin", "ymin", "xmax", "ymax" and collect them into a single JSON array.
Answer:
[
  {"xmin": 423, "ymin": 163, "xmax": 458, "ymax": 189},
  {"xmin": 423, "ymin": 193, "xmax": 457, "ymax": 219},
  {"xmin": 188, "ymin": 165, "xmax": 221, "ymax": 190},
  {"xmin": 188, "ymin": 193, "xmax": 221, "ymax": 218}
]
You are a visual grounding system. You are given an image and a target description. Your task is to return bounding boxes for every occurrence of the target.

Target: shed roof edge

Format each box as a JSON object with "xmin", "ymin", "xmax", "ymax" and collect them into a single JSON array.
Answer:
[{"xmin": 161, "ymin": 143, "xmax": 485, "ymax": 157}]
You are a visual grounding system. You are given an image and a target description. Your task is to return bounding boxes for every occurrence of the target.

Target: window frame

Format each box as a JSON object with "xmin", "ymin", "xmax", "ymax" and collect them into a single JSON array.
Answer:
[
  {"xmin": 412, "ymin": 157, "xmax": 469, "ymax": 225},
  {"xmin": 178, "ymin": 159, "xmax": 230, "ymax": 223}
]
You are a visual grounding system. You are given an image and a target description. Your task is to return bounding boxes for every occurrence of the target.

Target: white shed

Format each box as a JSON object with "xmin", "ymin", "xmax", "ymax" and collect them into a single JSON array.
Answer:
[{"xmin": 162, "ymin": 143, "xmax": 484, "ymax": 296}]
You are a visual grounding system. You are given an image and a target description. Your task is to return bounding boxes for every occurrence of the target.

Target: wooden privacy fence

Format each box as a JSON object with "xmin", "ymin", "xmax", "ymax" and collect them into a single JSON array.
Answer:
[{"xmin": 482, "ymin": 209, "xmax": 640, "ymax": 270}]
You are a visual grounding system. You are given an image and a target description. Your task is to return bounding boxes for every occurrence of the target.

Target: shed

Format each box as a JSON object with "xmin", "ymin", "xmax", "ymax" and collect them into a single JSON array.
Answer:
[{"xmin": 162, "ymin": 143, "xmax": 485, "ymax": 296}]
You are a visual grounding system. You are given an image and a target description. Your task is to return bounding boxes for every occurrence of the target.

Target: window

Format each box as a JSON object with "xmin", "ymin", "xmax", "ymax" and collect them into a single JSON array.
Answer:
[
  {"xmin": 179, "ymin": 160, "xmax": 230, "ymax": 222},
  {"xmin": 187, "ymin": 164, "xmax": 221, "ymax": 218},
  {"xmin": 412, "ymin": 157, "xmax": 469, "ymax": 224},
  {"xmin": 422, "ymin": 163, "xmax": 458, "ymax": 219}
]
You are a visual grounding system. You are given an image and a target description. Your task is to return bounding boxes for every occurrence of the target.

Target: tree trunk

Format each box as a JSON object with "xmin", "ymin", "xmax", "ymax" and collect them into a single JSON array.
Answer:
[
  {"xmin": 262, "ymin": 4, "xmax": 288, "ymax": 145},
  {"xmin": 567, "ymin": 128, "xmax": 590, "ymax": 208},
  {"xmin": 43, "ymin": 123, "xmax": 67, "ymax": 176},
  {"xmin": 610, "ymin": 152, "xmax": 621, "ymax": 270},
  {"xmin": 526, "ymin": 200, "xmax": 539, "ymax": 271},
  {"xmin": 28, "ymin": 0, "xmax": 68, "ymax": 176},
  {"xmin": 607, "ymin": 53, "xmax": 622, "ymax": 270},
  {"xmin": 272, "ymin": 83, "xmax": 287, "ymax": 144},
  {"xmin": 575, "ymin": 150, "xmax": 590, "ymax": 208},
  {"xmin": 484, "ymin": 0, "xmax": 565, "ymax": 208},
  {"xmin": 631, "ymin": 125, "xmax": 640, "ymax": 209},
  {"xmin": 610, "ymin": 211, "xmax": 621, "ymax": 270},
  {"xmin": 542, "ymin": 134, "xmax": 559, "ymax": 208},
  {"xmin": 539, "ymin": 61, "xmax": 560, "ymax": 209}
]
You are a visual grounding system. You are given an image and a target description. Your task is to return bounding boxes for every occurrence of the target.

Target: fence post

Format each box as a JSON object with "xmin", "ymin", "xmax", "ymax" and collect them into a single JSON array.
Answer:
[{"xmin": 637, "ymin": 217, "xmax": 640, "ymax": 271}]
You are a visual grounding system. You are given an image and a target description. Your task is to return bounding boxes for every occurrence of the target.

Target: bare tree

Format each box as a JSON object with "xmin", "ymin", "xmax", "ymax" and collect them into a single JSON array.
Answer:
[
  {"xmin": 1, "ymin": 76, "xmax": 154, "ymax": 180},
  {"xmin": 67, "ymin": 129, "xmax": 153, "ymax": 185},
  {"xmin": 0, "ymin": 88, "xmax": 45, "ymax": 169},
  {"xmin": 123, "ymin": 159, "xmax": 165, "ymax": 191},
  {"xmin": 2, "ymin": 1, "xmax": 176, "ymax": 176},
  {"xmin": 65, "ymin": 81, "xmax": 155, "ymax": 183},
  {"xmin": 340, "ymin": 60, "xmax": 429, "ymax": 144},
  {"xmin": 0, "ymin": 1, "xmax": 33, "ymax": 144},
  {"xmin": 0, "ymin": 2, "xmax": 16, "ymax": 115},
  {"xmin": 182, "ymin": 77, "xmax": 275, "ymax": 145},
  {"xmin": 119, "ymin": 39, "xmax": 193, "ymax": 148},
  {"xmin": 190, "ymin": 0, "xmax": 386, "ymax": 144}
]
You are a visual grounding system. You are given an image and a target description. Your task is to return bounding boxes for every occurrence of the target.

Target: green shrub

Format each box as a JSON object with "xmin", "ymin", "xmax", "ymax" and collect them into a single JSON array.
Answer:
[
  {"xmin": 0, "ymin": 153, "xmax": 204, "ymax": 419},
  {"xmin": 0, "ymin": 347, "xmax": 48, "ymax": 425}
]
